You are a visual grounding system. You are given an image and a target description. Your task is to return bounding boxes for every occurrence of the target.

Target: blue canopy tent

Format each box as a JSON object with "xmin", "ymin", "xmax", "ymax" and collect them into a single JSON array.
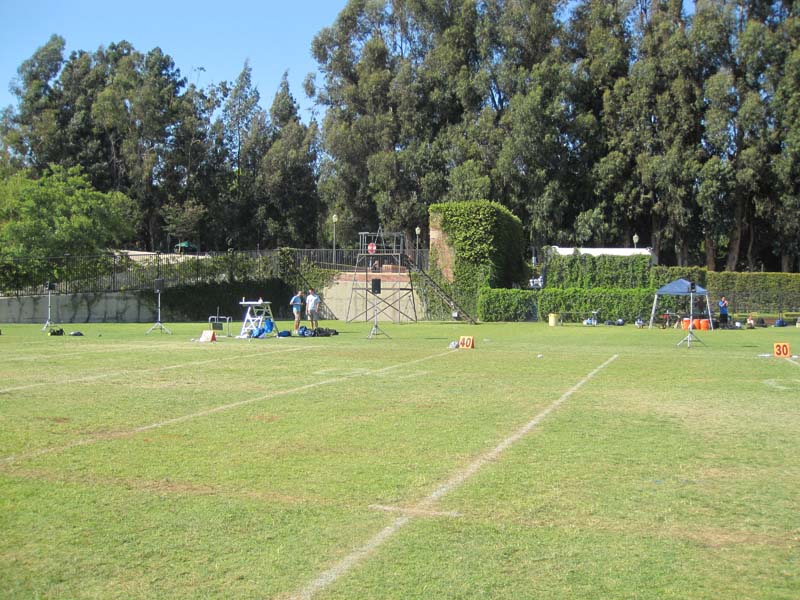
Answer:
[{"xmin": 648, "ymin": 278, "xmax": 715, "ymax": 329}]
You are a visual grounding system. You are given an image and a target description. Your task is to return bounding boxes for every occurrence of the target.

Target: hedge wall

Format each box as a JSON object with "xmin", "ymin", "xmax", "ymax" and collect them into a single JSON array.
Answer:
[
  {"xmin": 544, "ymin": 252, "xmax": 652, "ymax": 289},
  {"xmin": 159, "ymin": 280, "xmax": 293, "ymax": 321},
  {"xmin": 157, "ymin": 249, "xmax": 338, "ymax": 322},
  {"xmin": 476, "ymin": 288, "xmax": 538, "ymax": 322},
  {"xmin": 543, "ymin": 252, "xmax": 800, "ymax": 316},
  {"xmin": 477, "ymin": 287, "xmax": 655, "ymax": 323},
  {"xmin": 704, "ymin": 272, "xmax": 800, "ymax": 313}
]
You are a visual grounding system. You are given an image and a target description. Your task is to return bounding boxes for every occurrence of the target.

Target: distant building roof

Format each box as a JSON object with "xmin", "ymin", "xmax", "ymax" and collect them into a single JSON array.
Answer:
[{"xmin": 549, "ymin": 246, "xmax": 653, "ymax": 258}]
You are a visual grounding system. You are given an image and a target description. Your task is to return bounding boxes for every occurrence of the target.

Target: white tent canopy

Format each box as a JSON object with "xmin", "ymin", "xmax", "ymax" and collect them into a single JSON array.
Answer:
[{"xmin": 648, "ymin": 278, "xmax": 715, "ymax": 329}]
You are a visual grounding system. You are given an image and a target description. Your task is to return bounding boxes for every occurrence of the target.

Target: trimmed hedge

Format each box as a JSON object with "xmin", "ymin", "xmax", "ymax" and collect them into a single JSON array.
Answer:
[
  {"xmin": 477, "ymin": 287, "xmax": 655, "ymax": 323},
  {"xmin": 535, "ymin": 288, "xmax": 654, "ymax": 322},
  {"xmin": 430, "ymin": 201, "xmax": 527, "ymax": 287},
  {"xmin": 477, "ymin": 288, "xmax": 538, "ymax": 322},
  {"xmin": 705, "ymin": 271, "xmax": 800, "ymax": 313}
]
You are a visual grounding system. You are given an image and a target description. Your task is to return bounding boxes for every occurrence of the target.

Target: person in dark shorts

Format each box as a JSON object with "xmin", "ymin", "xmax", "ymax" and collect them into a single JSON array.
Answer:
[
  {"xmin": 718, "ymin": 296, "xmax": 729, "ymax": 327},
  {"xmin": 290, "ymin": 290, "xmax": 304, "ymax": 335}
]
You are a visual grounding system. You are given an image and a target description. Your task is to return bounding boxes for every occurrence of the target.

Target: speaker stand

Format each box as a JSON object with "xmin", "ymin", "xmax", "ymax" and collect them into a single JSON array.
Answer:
[
  {"xmin": 146, "ymin": 291, "xmax": 172, "ymax": 334},
  {"xmin": 367, "ymin": 293, "xmax": 389, "ymax": 339},
  {"xmin": 677, "ymin": 292, "xmax": 704, "ymax": 348}
]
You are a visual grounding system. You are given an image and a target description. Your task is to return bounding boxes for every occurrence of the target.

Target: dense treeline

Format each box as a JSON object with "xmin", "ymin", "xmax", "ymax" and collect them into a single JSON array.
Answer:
[
  {"xmin": 0, "ymin": 40, "xmax": 319, "ymax": 254},
  {"xmin": 1, "ymin": 0, "xmax": 799, "ymax": 272}
]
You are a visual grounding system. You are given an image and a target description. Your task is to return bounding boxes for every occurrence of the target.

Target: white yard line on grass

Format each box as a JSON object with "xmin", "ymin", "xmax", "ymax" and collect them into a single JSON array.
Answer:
[
  {"xmin": 0, "ymin": 346, "xmax": 314, "ymax": 395},
  {"xmin": 1, "ymin": 349, "xmax": 454, "ymax": 465},
  {"xmin": 369, "ymin": 504, "xmax": 463, "ymax": 518},
  {"xmin": 289, "ymin": 353, "xmax": 619, "ymax": 600},
  {"xmin": 0, "ymin": 343, "xmax": 198, "ymax": 363}
]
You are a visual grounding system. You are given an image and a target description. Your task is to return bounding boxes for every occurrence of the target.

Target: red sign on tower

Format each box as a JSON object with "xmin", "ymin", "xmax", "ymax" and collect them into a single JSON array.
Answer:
[{"xmin": 367, "ymin": 242, "xmax": 377, "ymax": 254}]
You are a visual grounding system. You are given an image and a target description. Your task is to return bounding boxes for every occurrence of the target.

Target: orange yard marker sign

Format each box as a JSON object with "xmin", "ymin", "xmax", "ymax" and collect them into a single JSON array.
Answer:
[
  {"xmin": 199, "ymin": 330, "xmax": 217, "ymax": 343},
  {"xmin": 773, "ymin": 342, "xmax": 791, "ymax": 358},
  {"xmin": 458, "ymin": 336, "xmax": 475, "ymax": 349}
]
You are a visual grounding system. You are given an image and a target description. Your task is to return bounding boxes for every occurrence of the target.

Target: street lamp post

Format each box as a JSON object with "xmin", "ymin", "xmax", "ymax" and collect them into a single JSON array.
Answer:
[
  {"xmin": 332, "ymin": 214, "xmax": 338, "ymax": 264},
  {"xmin": 415, "ymin": 226, "xmax": 421, "ymax": 266},
  {"xmin": 633, "ymin": 233, "xmax": 639, "ymax": 248}
]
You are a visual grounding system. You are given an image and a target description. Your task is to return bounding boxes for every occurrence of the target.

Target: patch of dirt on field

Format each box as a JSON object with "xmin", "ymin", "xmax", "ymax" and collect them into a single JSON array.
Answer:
[
  {"xmin": 0, "ymin": 465, "xmax": 332, "ymax": 507},
  {"xmin": 251, "ymin": 414, "xmax": 281, "ymax": 422},
  {"xmin": 495, "ymin": 514, "xmax": 793, "ymax": 549}
]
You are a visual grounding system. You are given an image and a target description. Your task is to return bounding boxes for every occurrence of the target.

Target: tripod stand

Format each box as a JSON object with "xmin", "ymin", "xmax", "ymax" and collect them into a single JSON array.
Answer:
[
  {"xmin": 367, "ymin": 292, "xmax": 390, "ymax": 339},
  {"xmin": 146, "ymin": 286, "xmax": 171, "ymax": 334},
  {"xmin": 41, "ymin": 285, "xmax": 56, "ymax": 331},
  {"xmin": 677, "ymin": 291, "xmax": 704, "ymax": 348}
]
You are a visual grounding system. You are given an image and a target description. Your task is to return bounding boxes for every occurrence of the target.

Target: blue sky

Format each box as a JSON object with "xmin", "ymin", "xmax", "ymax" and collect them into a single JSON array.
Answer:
[
  {"xmin": 0, "ymin": 0, "xmax": 348, "ymax": 123},
  {"xmin": 1, "ymin": 1, "xmax": 699, "ymax": 124}
]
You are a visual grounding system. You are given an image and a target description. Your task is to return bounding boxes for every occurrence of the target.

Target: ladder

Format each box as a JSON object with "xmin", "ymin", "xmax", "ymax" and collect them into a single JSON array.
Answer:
[{"xmin": 401, "ymin": 254, "xmax": 476, "ymax": 324}]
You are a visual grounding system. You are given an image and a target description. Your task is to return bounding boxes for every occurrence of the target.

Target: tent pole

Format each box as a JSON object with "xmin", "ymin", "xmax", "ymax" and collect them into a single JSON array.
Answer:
[
  {"xmin": 648, "ymin": 294, "xmax": 659, "ymax": 328},
  {"xmin": 706, "ymin": 294, "xmax": 715, "ymax": 330}
]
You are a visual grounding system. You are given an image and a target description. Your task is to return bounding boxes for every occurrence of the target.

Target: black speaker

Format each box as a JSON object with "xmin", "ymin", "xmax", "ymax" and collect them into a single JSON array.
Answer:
[
  {"xmin": 371, "ymin": 278, "xmax": 381, "ymax": 294},
  {"xmin": 688, "ymin": 281, "xmax": 696, "ymax": 293},
  {"xmin": 45, "ymin": 281, "xmax": 56, "ymax": 291},
  {"xmin": 154, "ymin": 278, "xmax": 164, "ymax": 293}
]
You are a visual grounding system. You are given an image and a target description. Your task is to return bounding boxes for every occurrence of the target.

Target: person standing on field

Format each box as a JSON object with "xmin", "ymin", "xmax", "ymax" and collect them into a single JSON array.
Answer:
[
  {"xmin": 306, "ymin": 288, "xmax": 320, "ymax": 330},
  {"xmin": 718, "ymin": 296, "xmax": 729, "ymax": 327},
  {"xmin": 290, "ymin": 290, "xmax": 304, "ymax": 335}
]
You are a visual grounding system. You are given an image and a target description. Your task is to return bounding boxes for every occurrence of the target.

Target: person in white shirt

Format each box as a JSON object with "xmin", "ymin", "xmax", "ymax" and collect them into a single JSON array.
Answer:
[{"xmin": 306, "ymin": 288, "xmax": 320, "ymax": 330}]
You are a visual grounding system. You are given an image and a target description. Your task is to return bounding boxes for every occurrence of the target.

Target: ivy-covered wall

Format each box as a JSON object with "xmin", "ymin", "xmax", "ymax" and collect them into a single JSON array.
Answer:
[
  {"xmin": 428, "ymin": 201, "xmax": 528, "ymax": 316},
  {"xmin": 430, "ymin": 200, "xmax": 528, "ymax": 287}
]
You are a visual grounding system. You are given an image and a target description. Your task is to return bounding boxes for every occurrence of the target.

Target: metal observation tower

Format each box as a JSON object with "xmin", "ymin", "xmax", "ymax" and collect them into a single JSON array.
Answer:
[{"xmin": 345, "ymin": 228, "xmax": 418, "ymax": 325}]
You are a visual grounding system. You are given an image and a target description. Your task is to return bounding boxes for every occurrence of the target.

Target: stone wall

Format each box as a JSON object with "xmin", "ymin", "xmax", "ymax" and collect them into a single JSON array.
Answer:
[{"xmin": 0, "ymin": 291, "xmax": 158, "ymax": 324}]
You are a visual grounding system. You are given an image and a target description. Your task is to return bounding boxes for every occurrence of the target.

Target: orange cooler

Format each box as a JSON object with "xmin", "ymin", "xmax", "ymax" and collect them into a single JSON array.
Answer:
[
  {"xmin": 700, "ymin": 319, "xmax": 710, "ymax": 330},
  {"xmin": 693, "ymin": 318, "xmax": 701, "ymax": 330},
  {"xmin": 682, "ymin": 318, "xmax": 690, "ymax": 330}
]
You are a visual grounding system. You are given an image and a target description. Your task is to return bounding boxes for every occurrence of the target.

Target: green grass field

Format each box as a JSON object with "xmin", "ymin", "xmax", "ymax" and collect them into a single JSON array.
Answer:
[{"xmin": 1, "ymin": 320, "xmax": 798, "ymax": 599}]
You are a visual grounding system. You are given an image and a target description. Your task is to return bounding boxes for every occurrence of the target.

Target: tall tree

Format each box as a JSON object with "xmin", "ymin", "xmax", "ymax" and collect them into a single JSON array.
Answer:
[
  {"xmin": 222, "ymin": 61, "xmax": 261, "ymax": 203},
  {"xmin": 764, "ymin": 1, "xmax": 800, "ymax": 271},
  {"xmin": 603, "ymin": 0, "xmax": 702, "ymax": 265},
  {"xmin": 4, "ymin": 35, "xmax": 67, "ymax": 171},
  {"xmin": 693, "ymin": 0, "xmax": 780, "ymax": 270},
  {"xmin": 566, "ymin": 0, "xmax": 634, "ymax": 246},
  {"xmin": 255, "ymin": 75, "xmax": 320, "ymax": 247},
  {"xmin": 311, "ymin": 1, "xmax": 393, "ymax": 238}
]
